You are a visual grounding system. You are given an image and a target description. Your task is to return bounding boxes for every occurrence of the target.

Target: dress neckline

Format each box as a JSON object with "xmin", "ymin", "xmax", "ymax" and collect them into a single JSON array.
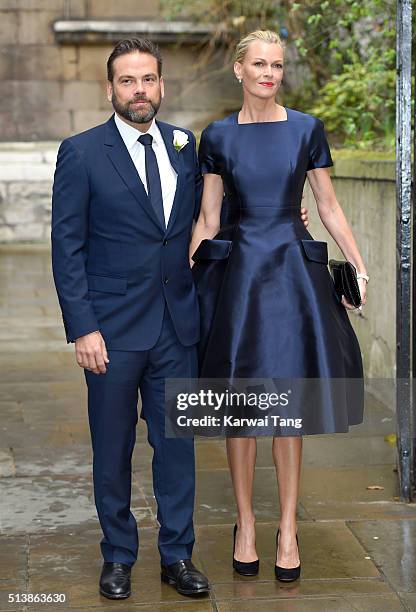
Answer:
[{"xmin": 234, "ymin": 107, "xmax": 290, "ymax": 125}]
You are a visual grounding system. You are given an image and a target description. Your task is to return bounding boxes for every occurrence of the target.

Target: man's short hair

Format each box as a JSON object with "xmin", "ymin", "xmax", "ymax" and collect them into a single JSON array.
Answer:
[{"xmin": 107, "ymin": 38, "xmax": 163, "ymax": 81}]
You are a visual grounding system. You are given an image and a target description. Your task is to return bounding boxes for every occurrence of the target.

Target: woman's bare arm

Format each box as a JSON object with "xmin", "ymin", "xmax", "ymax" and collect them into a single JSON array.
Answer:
[
  {"xmin": 307, "ymin": 167, "xmax": 368, "ymax": 308},
  {"xmin": 189, "ymin": 173, "xmax": 224, "ymax": 266}
]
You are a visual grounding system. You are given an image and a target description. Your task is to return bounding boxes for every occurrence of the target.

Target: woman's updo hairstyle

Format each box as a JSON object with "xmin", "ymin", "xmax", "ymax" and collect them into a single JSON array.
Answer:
[{"xmin": 234, "ymin": 30, "xmax": 285, "ymax": 64}]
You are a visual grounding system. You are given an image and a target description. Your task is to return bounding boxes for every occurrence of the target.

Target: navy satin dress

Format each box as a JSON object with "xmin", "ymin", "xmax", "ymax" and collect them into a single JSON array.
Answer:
[{"xmin": 192, "ymin": 108, "xmax": 364, "ymax": 435}]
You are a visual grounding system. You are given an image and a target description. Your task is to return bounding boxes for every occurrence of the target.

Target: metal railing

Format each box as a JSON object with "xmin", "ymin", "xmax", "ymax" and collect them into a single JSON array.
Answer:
[{"xmin": 396, "ymin": 0, "xmax": 414, "ymax": 501}]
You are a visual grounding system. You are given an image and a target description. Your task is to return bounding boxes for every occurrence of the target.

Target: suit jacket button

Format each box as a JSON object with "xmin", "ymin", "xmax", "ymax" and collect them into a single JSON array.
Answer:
[
  {"xmin": 164, "ymin": 277, "xmax": 169, "ymax": 284},
  {"xmin": 163, "ymin": 239, "xmax": 168, "ymax": 246}
]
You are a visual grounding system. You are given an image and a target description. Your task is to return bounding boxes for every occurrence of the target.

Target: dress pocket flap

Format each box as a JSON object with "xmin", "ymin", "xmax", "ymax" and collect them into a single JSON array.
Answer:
[
  {"xmin": 301, "ymin": 240, "xmax": 328, "ymax": 265},
  {"xmin": 87, "ymin": 274, "xmax": 128, "ymax": 295},
  {"xmin": 192, "ymin": 239, "xmax": 233, "ymax": 262}
]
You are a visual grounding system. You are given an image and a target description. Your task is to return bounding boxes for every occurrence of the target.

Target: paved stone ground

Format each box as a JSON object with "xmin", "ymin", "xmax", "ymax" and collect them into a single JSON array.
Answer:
[{"xmin": 0, "ymin": 245, "xmax": 415, "ymax": 611}]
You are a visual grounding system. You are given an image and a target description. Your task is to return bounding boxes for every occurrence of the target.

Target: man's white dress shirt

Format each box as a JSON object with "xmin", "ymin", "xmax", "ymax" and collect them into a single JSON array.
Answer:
[{"xmin": 114, "ymin": 113, "xmax": 177, "ymax": 227}]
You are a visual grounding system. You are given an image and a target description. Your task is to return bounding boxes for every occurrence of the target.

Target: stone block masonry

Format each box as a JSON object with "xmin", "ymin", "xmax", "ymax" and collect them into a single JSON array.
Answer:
[{"xmin": 0, "ymin": 143, "xmax": 58, "ymax": 242}]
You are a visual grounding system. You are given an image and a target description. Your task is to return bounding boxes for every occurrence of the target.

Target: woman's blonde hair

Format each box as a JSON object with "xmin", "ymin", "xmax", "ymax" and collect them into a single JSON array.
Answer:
[{"xmin": 234, "ymin": 30, "xmax": 285, "ymax": 64}]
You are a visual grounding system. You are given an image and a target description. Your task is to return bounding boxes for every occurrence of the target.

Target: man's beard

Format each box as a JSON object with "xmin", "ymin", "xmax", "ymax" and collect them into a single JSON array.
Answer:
[{"xmin": 112, "ymin": 92, "xmax": 161, "ymax": 124}]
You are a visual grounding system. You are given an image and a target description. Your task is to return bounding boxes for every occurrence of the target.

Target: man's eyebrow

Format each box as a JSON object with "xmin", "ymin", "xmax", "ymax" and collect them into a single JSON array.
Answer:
[{"xmin": 118, "ymin": 73, "xmax": 157, "ymax": 79}]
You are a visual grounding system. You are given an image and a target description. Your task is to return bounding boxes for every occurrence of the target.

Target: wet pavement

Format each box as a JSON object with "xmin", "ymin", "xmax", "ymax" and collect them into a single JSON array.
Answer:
[{"xmin": 0, "ymin": 245, "xmax": 415, "ymax": 611}]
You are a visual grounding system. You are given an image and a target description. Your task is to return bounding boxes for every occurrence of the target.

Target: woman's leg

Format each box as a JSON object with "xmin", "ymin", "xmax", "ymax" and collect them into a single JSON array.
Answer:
[
  {"xmin": 226, "ymin": 437, "xmax": 258, "ymax": 562},
  {"xmin": 272, "ymin": 436, "xmax": 302, "ymax": 567}
]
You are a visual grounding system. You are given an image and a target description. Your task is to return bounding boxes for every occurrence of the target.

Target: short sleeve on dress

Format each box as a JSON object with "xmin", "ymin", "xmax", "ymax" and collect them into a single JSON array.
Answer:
[
  {"xmin": 307, "ymin": 119, "xmax": 334, "ymax": 170},
  {"xmin": 198, "ymin": 126, "xmax": 221, "ymax": 175}
]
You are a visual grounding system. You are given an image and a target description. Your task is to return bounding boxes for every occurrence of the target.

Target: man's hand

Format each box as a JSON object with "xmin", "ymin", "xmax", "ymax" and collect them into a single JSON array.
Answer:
[
  {"xmin": 75, "ymin": 331, "xmax": 109, "ymax": 374},
  {"xmin": 301, "ymin": 206, "xmax": 309, "ymax": 227}
]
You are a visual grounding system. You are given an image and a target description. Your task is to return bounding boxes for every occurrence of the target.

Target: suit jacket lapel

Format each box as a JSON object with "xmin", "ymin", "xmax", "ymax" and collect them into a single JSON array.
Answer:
[
  {"xmin": 104, "ymin": 115, "xmax": 164, "ymax": 232},
  {"xmin": 156, "ymin": 120, "xmax": 184, "ymax": 234}
]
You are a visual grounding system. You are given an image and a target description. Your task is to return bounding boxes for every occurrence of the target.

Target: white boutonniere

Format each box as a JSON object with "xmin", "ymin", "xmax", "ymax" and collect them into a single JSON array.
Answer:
[{"xmin": 173, "ymin": 130, "xmax": 189, "ymax": 152}]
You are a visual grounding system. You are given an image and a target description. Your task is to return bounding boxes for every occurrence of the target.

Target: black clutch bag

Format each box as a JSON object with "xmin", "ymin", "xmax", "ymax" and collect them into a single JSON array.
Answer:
[
  {"xmin": 329, "ymin": 259, "xmax": 362, "ymax": 308},
  {"xmin": 192, "ymin": 239, "xmax": 233, "ymax": 262}
]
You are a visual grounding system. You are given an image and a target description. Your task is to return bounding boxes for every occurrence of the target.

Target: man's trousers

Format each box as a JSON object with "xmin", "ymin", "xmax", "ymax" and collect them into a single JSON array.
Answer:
[{"xmin": 85, "ymin": 306, "xmax": 198, "ymax": 566}]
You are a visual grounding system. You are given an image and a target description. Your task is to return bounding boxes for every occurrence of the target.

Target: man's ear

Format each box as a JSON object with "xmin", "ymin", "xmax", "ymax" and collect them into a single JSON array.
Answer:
[
  {"xmin": 106, "ymin": 81, "xmax": 113, "ymax": 104},
  {"xmin": 160, "ymin": 75, "xmax": 165, "ymax": 99}
]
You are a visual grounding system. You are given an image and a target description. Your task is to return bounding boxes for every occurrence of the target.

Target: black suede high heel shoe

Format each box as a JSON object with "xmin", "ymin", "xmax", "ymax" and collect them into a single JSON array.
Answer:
[
  {"xmin": 275, "ymin": 529, "xmax": 301, "ymax": 582},
  {"xmin": 232, "ymin": 524, "xmax": 259, "ymax": 576}
]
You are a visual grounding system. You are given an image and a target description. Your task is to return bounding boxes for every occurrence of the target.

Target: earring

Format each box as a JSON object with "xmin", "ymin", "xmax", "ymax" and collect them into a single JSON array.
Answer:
[{"xmin": 238, "ymin": 78, "xmax": 242, "ymax": 84}]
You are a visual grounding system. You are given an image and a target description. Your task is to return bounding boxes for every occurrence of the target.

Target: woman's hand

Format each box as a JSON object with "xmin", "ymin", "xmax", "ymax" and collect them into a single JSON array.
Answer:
[
  {"xmin": 300, "ymin": 206, "xmax": 309, "ymax": 227},
  {"xmin": 341, "ymin": 277, "xmax": 367, "ymax": 311}
]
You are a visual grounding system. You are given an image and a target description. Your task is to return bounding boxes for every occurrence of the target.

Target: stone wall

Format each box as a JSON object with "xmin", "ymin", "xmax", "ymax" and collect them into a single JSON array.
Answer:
[
  {"xmin": 0, "ymin": 0, "xmax": 238, "ymax": 141},
  {"xmin": 0, "ymin": 142, "xmax": 55, "ymax": 242},
  {"xmin": 304, "ymin": 159, "xmax": 395, "ymax": 385}
]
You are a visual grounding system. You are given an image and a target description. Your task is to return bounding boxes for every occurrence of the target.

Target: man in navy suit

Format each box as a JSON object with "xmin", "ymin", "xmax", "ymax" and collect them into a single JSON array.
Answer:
[{"xmin": 51, "ymin": 38, "xmax": 209, "ymax": 600}]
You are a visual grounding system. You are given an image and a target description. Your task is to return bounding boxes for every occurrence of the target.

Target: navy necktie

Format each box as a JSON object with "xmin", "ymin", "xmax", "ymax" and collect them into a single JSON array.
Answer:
[{"xmin": 138, "ymin": 133, "xmax": 165, "ymax": 228}]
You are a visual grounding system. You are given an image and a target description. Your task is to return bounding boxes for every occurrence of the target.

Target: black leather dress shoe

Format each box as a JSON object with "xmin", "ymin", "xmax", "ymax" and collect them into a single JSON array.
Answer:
[
  {"xmin": 161, "ymin": 559, "xmax": 210, "ymax": 596},
  {"xmin": 99, "ymin": 562, "xmax": 131, "ymax": 599}
]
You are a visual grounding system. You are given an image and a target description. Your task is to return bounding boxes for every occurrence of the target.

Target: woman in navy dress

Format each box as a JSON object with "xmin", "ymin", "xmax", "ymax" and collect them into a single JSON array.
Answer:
[{"xmin": 190, "ymin": 30, "xmax": 368, "ymax": 581}]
